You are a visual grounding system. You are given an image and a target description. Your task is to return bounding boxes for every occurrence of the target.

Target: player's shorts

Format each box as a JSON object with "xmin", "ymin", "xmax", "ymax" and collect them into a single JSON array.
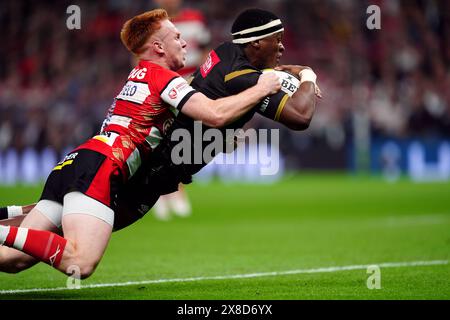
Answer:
[
  {"xmin": 36, "ymin": 192, "xmax": 115, "ymax": 227},
  {"xmin": 106, "ymin": 144, "xmax": 195, "ymax": 231},
  {"xmin": 39, "ymin": 149, "xmax": 122, "ymax": 228},
  {"xmin": 112, "ymin": 182, "xmax": 160, "ymax": 231}
]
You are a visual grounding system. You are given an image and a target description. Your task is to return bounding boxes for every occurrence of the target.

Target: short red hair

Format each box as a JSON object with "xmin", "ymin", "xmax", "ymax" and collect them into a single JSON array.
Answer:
[{"xmin": 120, "ymin": 9, "xmax": 169, "ymax": 55}]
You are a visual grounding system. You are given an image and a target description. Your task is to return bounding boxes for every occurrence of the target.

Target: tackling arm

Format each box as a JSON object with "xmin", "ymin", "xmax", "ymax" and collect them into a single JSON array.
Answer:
[{"xmin": 181, "ymin": 72, "xmax": 281, "ymax": 128}]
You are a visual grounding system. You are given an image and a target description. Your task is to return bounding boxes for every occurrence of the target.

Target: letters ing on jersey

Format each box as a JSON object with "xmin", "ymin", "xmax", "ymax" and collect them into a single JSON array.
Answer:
[{"xmin": 79, "ymin": 60, "xmax": 197, "ymax": 179}]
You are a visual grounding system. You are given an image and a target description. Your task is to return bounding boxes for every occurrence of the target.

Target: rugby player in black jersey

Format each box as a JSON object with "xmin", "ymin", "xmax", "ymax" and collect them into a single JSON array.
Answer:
[{"xmin": 1, "ymin": 8, "xmax": 321, "ymax": 232}]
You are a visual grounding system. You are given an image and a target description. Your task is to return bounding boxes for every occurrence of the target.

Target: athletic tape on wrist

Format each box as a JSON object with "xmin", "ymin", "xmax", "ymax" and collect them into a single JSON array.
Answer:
[{"xmin": 298, "ymin": 69, "xmax": 317, "ymax": 85}]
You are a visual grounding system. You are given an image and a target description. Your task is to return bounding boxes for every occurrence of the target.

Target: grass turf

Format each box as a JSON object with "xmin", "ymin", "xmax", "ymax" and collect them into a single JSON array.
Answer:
[{"xmin": 0, "ymin": 173, "xmax": 449, "ymax": 299}]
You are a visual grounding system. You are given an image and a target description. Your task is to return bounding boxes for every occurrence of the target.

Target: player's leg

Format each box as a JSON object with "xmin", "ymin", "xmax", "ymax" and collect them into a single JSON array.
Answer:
[
  {"xmin": 0, "ymin": 203, "xmax": 61, "ymax": 273},
  {"xmin": 167, "ymin": 183, "xmax": 192, "ymax": 217},
  {"xmin": 0, "ymin": 193, "xmax": 113, "ymax": 279},
  {"xmin": 113, "ymin": 183, "xmax": 160, "ymax": 231},
  {"xmin": 0, "ymin": 204, "xmax": 36, "ymax": 227},
  {"xmin": 0, "ymin": 149, "xmax": 117, "ymax": 278},
  {"xmin": 0, "ymin": 206, "xmax": 21, "ymax": 220},
  {"xmin": 0, "ymin": 204, "xmax": 35, "ymax": 220},
  {"xmin": 22, "ymin": 204, "xmax": 38, "ymax": 213},
  {"xmin": 56, "ymin": 191, "xmax": 113, "ymax": 279},
  {"xmin": 153, "ymin": 194, "xmax": 171, "ymax": 220},
  {"xmin": 154, "ymin": 184, "xmax": 192, "ymax": 220},
  {"xmin": 0, "ymin": 215, "xmax": 26, "ymax": 227}
]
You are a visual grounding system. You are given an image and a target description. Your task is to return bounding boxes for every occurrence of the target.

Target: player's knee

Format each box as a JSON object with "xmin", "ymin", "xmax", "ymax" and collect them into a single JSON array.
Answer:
[
  {"xmin": 62, "ymin": 241, "xmax": 99, "ymax": 279},
  {"xmin": 66, "ymin": 257, "xmax": 98, "ymax": 279},
  {"xmin": 78, "ymin": 263, "xmax": 96, "ymax": 279},
  {"xmin": 64, "ymin": 260, "xmax": 96, "ymax": 279}
]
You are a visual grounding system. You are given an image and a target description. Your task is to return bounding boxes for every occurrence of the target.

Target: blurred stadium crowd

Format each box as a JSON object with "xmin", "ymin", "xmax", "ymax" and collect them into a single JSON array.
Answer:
[{"xmin": 0, "ymin": 0, "xmax": 449, "ymax": 172}]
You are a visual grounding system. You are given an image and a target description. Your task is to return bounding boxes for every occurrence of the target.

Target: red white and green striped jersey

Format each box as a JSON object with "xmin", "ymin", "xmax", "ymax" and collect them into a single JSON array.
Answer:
[{"xmin": 77, "ymin": 60, "xmax": 197, "ymax": 179}]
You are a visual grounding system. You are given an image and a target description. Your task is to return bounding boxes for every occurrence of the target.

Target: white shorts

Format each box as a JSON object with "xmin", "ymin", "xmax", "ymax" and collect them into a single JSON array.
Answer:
[{"xmin": 36, "ymin": 191, "xmax": 114, "ymax": 228}]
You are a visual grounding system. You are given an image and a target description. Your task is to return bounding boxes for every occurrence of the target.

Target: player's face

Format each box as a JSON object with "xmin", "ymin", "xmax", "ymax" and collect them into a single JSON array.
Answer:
[
  {"xmin": 258, "ymin": 31, "xmax": 285, "ymax": 68},
  {"xmin": 160, "ymin": 20, "xmax": 187, "ymax": 71}
]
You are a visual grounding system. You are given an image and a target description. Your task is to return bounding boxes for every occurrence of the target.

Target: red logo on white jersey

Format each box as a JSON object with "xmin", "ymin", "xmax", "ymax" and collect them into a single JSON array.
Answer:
[
  {"xmin": 169, "ymin": 89, "xmax": 178, "ymax": 99},
  {"xmin": 200, "ymin": 50, "xmax": 220, "ymax": 78},
  {"xmin": 176, "ymin": 82, "xmax": 188, "ymax": 90}
]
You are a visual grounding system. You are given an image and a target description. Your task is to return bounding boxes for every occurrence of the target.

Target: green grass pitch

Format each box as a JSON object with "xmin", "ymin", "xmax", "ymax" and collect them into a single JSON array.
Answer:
[{"xmin": 0, "ymin": 173, "xmax": 449, "ymax": 299}]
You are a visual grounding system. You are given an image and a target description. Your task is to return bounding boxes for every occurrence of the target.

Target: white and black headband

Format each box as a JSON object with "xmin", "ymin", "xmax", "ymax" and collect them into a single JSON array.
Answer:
[{"xmin": 231, "ymin": 9, "xmax": 284, "ymax": 44}]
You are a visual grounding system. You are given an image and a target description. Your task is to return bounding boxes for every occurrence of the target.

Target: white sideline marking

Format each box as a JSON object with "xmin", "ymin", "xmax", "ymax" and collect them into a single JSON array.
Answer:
[{"xmin": 0, "ymin": 259, "xmax": 447, "ymax": 295}]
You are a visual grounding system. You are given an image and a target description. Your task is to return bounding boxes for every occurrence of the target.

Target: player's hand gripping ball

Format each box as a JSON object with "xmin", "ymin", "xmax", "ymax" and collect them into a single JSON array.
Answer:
[{"xmin": 262, "ymin": 69, "xmax": 300, "ymax": 97}]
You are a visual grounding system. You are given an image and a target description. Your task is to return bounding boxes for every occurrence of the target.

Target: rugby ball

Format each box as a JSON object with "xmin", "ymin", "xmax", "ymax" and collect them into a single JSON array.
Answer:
[{"xmin": 262, "ymin": 69, "xmax": 300, "ymax": 97}]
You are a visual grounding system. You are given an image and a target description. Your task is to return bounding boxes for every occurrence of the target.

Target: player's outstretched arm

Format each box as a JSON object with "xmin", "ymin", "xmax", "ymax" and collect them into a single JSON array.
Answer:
[
  {"xmin": 275, "ymin": 65, "xmax": 320, "ymax": 131},
  {"xmin": 0, "ymin": 204, "xmax": 35, "ymax": 227},
  {"xmin": 0, "ymin": 204, "xmax": 35, "ymax": 220},
  {"xmin": 181, "ymin": 72, "xmax": 281, "ymax": 128}
]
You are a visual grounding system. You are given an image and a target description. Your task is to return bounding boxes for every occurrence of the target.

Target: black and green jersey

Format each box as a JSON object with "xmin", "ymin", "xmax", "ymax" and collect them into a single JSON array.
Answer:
[
  {"xmin": 165, "ymin": 42, "xmax": 289, "ymax": 174},
  {"xmin": 111, "ymin": 43, "xmax": 293, "ymax": 223},
  {"xmin": 178, "ymin": 41, "xmax": 289, "ymax": 130},
  {"xmin": 129, "ymin": 42, "xmax": 290, "ymax": 200}
]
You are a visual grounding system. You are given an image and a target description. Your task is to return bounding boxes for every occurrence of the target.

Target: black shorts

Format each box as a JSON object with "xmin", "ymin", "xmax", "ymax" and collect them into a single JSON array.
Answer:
[
  {"xmin": 112, "ymin": 174, "xmax": 160, "ymax": 231},
  {"xmin": 40, "ymin": 149, "xmax": 122, "ymax": 208},
  {"xmin": 40, "ymin": 147, "xmax": 190, "ymax": 232},
  {"xmin": 111, "ymin": 161, "xmax": 183, "ymax": 231},
  {"xmin": 40, "ymin": 149, "xmax": 136, "ymax": 230}
]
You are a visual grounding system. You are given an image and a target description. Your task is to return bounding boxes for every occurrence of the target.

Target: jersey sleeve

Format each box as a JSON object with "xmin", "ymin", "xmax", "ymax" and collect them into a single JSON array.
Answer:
[
  {"xmin": 256, "ymin": 91, "xmax": 290, "ymax": 121},
  {"xmin": 224, "ymin": 68, "xmax": 260, "ymax": 95},
  {"xmin": 154, "ymin": 69, "xmax": 197, "ymax": 111},
  {"xmin": 224, "ymin": 68, "xmax": 290, "ymax": 121}
]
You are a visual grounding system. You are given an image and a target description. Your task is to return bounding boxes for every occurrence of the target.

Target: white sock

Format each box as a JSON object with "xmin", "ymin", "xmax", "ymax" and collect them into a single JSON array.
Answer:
[
  {"xmin": 170, "ymin": 196, "xmax": 192, "ymax": 217},
  {"xmin": 0, "ymin": 225, "xmax": 11, "ymax": 245},
  {"xmin": 153, "ymin": 197, "xmax": 171, "ymax": 220},
  {"xmin": 7, "ymin": 206, "xmax": 23, "ymax": 218}
]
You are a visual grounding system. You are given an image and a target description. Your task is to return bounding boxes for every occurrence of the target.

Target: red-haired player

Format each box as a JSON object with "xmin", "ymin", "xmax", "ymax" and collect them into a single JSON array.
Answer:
[{"xmin": 0, "ymin": 9, "xmax": 280, "ymax": 278}]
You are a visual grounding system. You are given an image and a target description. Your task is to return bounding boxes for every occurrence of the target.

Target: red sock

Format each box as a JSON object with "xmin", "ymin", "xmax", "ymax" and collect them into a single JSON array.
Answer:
[{"xmin": 3, "ymin": 226, "xmax": 67, "ymax": 268}]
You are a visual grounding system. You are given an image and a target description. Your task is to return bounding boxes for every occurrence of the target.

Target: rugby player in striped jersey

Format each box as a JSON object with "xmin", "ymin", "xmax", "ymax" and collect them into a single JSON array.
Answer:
[{"xmin": 0, "ymin": 9, "xmax": 280, "ymax": 278}]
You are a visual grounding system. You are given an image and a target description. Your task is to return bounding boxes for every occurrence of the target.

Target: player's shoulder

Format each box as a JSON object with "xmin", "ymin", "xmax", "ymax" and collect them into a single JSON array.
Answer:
[
  {"xmin": 132, "ymin": 60, "xmax": 180, "ymax": 90},
  {"xmin": 140, "ymin": 60, "xmax": 179, "ymax": 79},
  {"xmin": 213, "ymin": 43, "xmax": 259, "ymax": 84},
  {"xmin": 215, "ymin": 42, "xmax": 243, "ymax": 60},
  {"xmin": 214, "ymin": 42, "xmax": 258, "ymax": 72}
]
